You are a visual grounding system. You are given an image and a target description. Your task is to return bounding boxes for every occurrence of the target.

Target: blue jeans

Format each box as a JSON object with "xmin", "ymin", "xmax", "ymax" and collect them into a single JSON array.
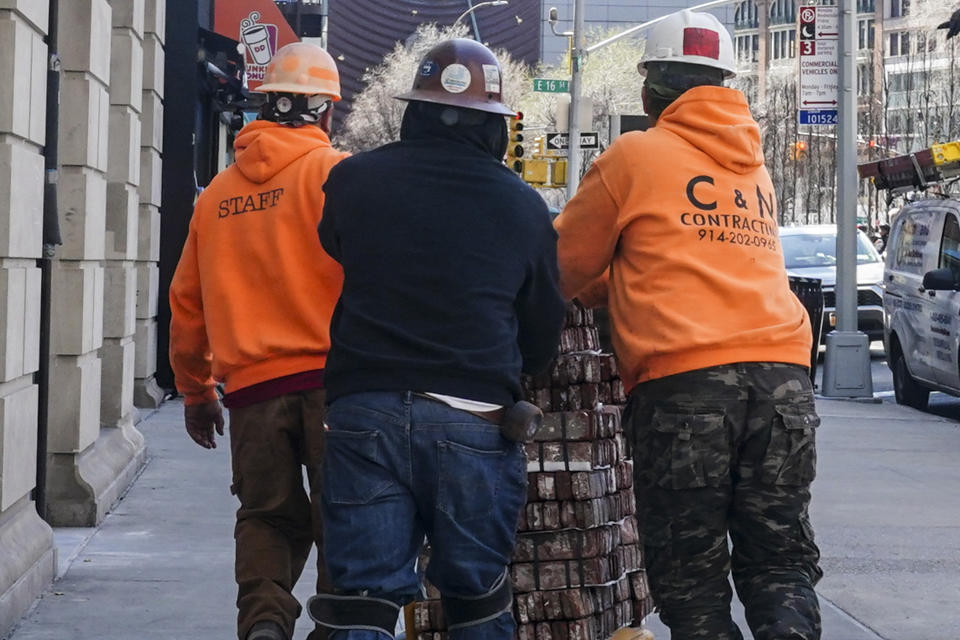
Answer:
[{"xmin": 320, "ymin": 391, "xmax": 527, "ymax": 640}]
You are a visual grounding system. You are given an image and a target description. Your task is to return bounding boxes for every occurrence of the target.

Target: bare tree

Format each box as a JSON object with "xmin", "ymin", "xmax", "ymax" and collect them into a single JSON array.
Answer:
[
  {"xmin": 336, "ymin": 23, "xmax": 530, "ymax": 153},
  {"xmin": 520, "ymin": 28, "xmax": 646, "ymax": 207}
]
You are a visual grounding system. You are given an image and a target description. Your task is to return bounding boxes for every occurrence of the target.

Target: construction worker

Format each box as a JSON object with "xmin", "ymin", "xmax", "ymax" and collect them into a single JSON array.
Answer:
[
  {"xmin": 553, "ymin": 10, "xmax": 822, "ymax": 640},
  {"xmin": 305, "ymin": 39, "xmax": 565, "ymax": 640},
  {"xmin": 168, "ymin": 42, "xmax": 348, "ymax": 640}
]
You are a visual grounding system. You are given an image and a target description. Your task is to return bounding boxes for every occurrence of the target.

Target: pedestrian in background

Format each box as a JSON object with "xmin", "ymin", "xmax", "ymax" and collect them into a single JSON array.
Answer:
[
  {"xmin": 554, "ymin": 11, "xmax": 823, "ymax": 640},
  {"xmin": 168, "ymin": 43, "xmax": 348, "ymax": 640},
  {"xmin": 306, "ymin": 39, "xmax": 565, "ymax": 640}
]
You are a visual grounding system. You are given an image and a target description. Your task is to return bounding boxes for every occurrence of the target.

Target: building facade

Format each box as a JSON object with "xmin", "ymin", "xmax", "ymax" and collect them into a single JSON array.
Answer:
[
  {"xmin": 0, "ymin": 0, "xmax": 165, "ymax": 635},
  {"xmin": 734, "ymin": 0, "xmax": 958, "ymax": 153}
]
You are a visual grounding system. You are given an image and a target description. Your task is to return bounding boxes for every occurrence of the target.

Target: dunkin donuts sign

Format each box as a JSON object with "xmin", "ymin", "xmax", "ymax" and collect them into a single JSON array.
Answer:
[{"xmin": 214, "ymin": 0, "xmax": 299, "ymax": 89}]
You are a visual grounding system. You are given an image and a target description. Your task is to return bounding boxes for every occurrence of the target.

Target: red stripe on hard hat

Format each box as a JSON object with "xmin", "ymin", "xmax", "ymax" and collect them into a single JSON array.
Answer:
[{"xmin": 683, "ymin": 28, "xmax": 720, "ymax": 59}]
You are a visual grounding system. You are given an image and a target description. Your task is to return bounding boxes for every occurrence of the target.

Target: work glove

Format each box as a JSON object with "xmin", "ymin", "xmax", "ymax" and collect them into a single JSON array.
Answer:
[
  {"xmin": 184, "ymin": 400, "xmax": 225, "ymax": 449},
  {"xmin": 938, "ymin": 8, "xmax": 960, "ymax": 39}
]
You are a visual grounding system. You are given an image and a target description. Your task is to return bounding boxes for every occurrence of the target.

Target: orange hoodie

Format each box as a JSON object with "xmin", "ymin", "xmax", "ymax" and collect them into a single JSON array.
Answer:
[
  {"xmin": 169, "ymin": 120, "xmax": 349, "ymax": 405},
  {"xmin": 554, "ymin": 86, "xmax": 811, "ymax": 390}
]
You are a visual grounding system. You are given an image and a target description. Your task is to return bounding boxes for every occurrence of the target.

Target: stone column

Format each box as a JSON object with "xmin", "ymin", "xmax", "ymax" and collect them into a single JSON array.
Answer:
[
  {"xmin": 101, "ymin": 0, "xmax": 143, "ymax": 433},
  {"xmin": 135, "ymin": 0, "xmax": 164, "ymax": 408},
  {"xmin": 0, "ymin": 1, "xmax": 55, "ymax": 635},
  {"xmin": 45, "ymin": 0, "xmax": 145, "ymax": 527}
]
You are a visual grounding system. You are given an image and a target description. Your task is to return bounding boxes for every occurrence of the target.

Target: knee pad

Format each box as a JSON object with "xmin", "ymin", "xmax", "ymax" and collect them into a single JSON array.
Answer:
[
  {"xmin": 306, "ymin": 593, "xmax": 400, "ymax": 636},
  {"xmin": 441, "ymin": 570, "xmax": 513, "ymax": 630}
]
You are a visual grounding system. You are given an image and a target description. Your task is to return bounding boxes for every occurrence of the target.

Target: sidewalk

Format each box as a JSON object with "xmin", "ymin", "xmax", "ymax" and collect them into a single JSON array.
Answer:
[{"xmin": 6, "ymin": 397, "xmax": 959, "ymax": 640}]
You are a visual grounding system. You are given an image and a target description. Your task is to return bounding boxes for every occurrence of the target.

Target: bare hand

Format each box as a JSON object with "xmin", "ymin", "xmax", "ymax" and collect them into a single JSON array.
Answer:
[{"xmin": 184, "ymin": 401, "xmax": 225, "ymax": 449}]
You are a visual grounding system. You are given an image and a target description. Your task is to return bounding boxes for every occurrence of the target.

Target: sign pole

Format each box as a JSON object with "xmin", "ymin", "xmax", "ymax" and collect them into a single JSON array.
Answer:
[
  {"xmin": 566, "ymin": 0, "xmax": 586, "ymax": 200},
  {"xmin": 822, "ymin": 0, "xmax": 873, "ymax": 398}
]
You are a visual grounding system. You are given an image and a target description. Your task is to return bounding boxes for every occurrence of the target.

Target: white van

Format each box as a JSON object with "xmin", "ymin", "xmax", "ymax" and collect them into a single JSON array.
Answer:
[{"xmin": 883, "ymin": 199, "xmax": 960, "ymax": 410}]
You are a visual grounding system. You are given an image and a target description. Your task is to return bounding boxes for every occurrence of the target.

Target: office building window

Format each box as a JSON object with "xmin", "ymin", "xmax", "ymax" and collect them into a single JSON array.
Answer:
[
  {"xmin": 890, "ymin": 0, "xmax": 910, "ymax": 18},
  {"xmin": 858, "ymin": 19, "xmax": 875, "ymax": 50},
  {"xmin": 735, "ymin": 0, "xmax": 759, "ymax": 29}
]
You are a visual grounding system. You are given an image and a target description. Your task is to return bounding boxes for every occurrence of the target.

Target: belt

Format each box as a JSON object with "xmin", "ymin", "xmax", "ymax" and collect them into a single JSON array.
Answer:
[{"xmin": 413, "ymin": 393, "xmax": 505, "ymax": 425}]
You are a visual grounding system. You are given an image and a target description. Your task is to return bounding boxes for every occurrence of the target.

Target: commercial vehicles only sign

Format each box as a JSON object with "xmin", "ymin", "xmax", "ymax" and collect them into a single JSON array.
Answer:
[{"xmin": 798, "ymin": 5, "xmax": 839, "ymax": 126}]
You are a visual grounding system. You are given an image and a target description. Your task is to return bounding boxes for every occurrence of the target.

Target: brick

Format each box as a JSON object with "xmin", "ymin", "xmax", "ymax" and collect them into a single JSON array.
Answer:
[
  {"xmin": 58, "ymin": 166, "xmax": 107, "ymax": 261},
  {"xmin": 110, "ymin": 0, "xmax": 145, "ymax": 35},
  {"xmin": 0, "ymin": 11, "xmax": 46, "ymax": 144},
  {"xmin": 0, "ymin": 384, "xmax": 39, "ymax": 509},
  {"xmin": 59, "ymin": 72, "xmax": 110, "ymax": 171},
  {"xmin": 109, "ymin": 28, "xmax": 143, "ymax": 109},
  {"xmin": 58, "ymin": 0, "xmax": 112, "ymax": 84},
  {"xmin": 106, "ymin": 182, "xmax": 139, "ymax": 259},
  {"xmin": 0, "ymin": 140, "xmax": 44, "ymax": 258}
]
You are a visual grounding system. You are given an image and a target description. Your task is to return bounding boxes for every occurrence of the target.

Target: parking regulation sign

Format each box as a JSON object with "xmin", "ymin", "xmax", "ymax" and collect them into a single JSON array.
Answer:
[{"xmin": 798, "ymin": 5, "xmax": 839, "ymax": 126}]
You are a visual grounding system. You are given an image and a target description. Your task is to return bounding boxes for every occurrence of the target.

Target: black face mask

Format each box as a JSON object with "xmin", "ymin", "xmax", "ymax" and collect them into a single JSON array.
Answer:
[{"xmin": 400, "ymin": 101, "xmax": 508, "ymax": 160}]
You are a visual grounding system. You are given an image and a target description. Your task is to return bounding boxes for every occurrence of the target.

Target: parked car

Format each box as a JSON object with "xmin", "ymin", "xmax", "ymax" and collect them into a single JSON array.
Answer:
[
  {"xmin": 884, "ymin": 199, "xmax": 960, "ymax": 411},
  {"xmin": 779, "ymin": 225, "xmax": 885, "ymax": 342}
]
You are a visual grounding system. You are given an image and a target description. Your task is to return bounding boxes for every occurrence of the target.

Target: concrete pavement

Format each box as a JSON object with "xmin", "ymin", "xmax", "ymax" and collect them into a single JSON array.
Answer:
[{"xmin": 5, "ymin": 395, "xmax": 960, "ymax": 640}]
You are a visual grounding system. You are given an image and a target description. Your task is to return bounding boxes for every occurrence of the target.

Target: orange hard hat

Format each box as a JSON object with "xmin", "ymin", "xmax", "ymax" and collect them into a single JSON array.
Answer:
[
  {"xmin": 396, "ymin": 39, "xmax": 515, "ymax": 116},
  {"xmin": 257, "ymin": 42, "xmax": 341, "ymax": 101}
]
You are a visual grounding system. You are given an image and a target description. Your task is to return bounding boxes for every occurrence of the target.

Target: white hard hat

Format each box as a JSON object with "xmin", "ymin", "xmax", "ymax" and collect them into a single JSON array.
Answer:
[{"xmin": 638, "ymin": 9, "xmax": 736, "ymax": 78}]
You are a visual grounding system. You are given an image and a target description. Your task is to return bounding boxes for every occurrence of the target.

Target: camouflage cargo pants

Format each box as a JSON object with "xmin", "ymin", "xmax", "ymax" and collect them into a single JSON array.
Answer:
[{"xmin": 624, "ymin": 363, "xmax": 823, "ymax": 640}]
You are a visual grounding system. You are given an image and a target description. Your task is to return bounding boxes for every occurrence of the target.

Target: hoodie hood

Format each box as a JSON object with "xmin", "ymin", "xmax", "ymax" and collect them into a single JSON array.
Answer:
[
  {"xmin": 233, "ymin": 120, "xmax": 332, "ymax": 184},
  {"xmin": 656, "ymin": 86, "xmax": 764, "ymax": 175}
]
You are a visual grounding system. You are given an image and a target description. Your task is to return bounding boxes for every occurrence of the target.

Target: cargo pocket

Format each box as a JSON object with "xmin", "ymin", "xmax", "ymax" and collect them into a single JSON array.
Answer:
[
  {"xmin": 323, "ymin": 429, "xmax": 392, "ymax": 505},
  {"xmin": 650, "ymin": 407, "xmax": 729, "ymax": 490},
  {"xmin": 762, "ymin": 403, "xmax": 820, "ymax": 485}
]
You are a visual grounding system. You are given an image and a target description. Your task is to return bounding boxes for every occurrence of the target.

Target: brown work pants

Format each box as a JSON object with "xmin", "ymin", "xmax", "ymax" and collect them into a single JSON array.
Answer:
[{"xmin": 228, "ymin": 388, "xmax": 329, "ymax": 640}]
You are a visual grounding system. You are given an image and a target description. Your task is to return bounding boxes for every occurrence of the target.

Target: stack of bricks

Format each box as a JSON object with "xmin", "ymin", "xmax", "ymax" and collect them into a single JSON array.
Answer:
[{"xmin": 413, "ymin": 304, "xmax": 653, "ymax": 640}]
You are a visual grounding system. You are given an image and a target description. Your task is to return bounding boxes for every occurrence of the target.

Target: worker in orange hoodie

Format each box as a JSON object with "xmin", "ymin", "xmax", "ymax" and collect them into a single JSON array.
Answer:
[
  {"xmin": 554, "ymin": 11, "xmax": 822, "ymax": 640},
  {"xmin": 168, "ymin": 43, "xmax": 348, "ymax": 640}
]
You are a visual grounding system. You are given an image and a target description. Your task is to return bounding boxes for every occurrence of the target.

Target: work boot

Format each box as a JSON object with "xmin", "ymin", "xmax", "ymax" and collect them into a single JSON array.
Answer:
[{"xmin": 246, "ymin": 620, "xmax": 287, "ymax": 640}]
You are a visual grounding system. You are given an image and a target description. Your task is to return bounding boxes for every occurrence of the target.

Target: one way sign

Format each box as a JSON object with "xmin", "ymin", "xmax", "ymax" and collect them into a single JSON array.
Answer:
[{"xmin": 546, "ymin": 132, "xmax": 600, "ymax": 151}]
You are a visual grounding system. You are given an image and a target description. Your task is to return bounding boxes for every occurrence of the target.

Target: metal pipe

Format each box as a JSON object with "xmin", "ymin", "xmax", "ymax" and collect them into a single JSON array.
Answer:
[
  {"xmin": 321, "ymin": 0, "xmax": 329, "ymax": 49},
  {"xmin": 835, "ymin": 0, "xmax": 858, "ymax": 334},
  {"xmin": 37, "ymin": 0, "xmax": 62, "ymax": 519},
  {"xmin": 454, "ymin": 0, "xmax": 508, "ymax": 32},
  {"xmin": 821, "ymin": 0, "xmax": 872, "ymax": 398},
  {"xmin": 565, "ymin": 0, "xmax": 585, "ymax": 199}
]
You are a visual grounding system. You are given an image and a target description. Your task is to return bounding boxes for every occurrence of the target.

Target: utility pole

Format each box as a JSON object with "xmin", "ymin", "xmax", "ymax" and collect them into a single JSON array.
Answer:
[
  {"xmin": 566, "ymin": 0, "xmax": 586, "ymax": 199},
  {"xmin": 822, "ymin": 0, "xmax": 873, "ymax": 398},
  {"xmin": 321, "ymin": 0, "xmax": 329, "ymax": 49}
]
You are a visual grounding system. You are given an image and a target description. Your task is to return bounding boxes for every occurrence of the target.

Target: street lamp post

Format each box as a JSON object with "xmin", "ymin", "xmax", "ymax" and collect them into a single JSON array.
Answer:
[{"xmin": 455, "ymin": 0, "xmax": 509, "ymax": 40}]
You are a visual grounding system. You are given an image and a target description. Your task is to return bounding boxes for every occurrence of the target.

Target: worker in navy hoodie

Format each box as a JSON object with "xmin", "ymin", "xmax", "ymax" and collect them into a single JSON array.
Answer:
[{"xmin": 306, "ymin": 39, "xmax": 565, "ymax": 640}]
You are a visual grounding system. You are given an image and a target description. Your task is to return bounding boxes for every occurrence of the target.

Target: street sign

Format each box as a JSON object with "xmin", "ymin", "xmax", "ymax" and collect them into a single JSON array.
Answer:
[
  {"xmin": 798, "ymin": 5, "xmax": 839, "ymax": 126},
  {"xmin": 533, "ymin": 78, "xmax": 570, "ymax": 93},
  {"xmin": 546, "ymin": 131, "xmax": 599, "ymax": 150}
]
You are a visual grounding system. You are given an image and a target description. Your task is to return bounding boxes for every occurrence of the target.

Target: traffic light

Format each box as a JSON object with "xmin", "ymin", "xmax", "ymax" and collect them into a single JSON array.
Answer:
[
  {"xmin": 507, "ymin": 111, "xmax": 525, "ymax": 174},
  {"xmin": 791, "ymin": 140, "xmax": 808, "ymax": 160}
]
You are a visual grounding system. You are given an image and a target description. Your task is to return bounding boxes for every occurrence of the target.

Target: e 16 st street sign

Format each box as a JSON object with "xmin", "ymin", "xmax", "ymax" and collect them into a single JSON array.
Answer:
[
  {"xmin": 546, "ymin": 132, "xmax": 600, "ymax": 151},
  {"xmin": 533, "ymin": 78, "xmax": 570, "ymax": 93},
  {"xmin": 798, "ymin": 5, "xmax": 839, "ymax": 126}
]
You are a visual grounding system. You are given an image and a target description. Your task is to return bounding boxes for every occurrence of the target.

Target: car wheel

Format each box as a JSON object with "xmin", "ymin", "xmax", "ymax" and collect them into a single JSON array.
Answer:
[{"xmin": 892, "ymin": 351, "xmax": 930, "ymax": 411}]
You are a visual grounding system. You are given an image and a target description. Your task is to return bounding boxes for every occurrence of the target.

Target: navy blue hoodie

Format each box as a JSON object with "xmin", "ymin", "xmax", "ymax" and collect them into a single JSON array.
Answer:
[{"xmin": 318, "ymin": 104, "xmax": 565, "ymax": 405}]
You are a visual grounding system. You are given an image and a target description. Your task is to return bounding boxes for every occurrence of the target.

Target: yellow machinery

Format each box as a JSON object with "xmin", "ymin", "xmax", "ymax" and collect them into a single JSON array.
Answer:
[{"xmin": 858, "ymin": 139, "xmax": 960, "ymax": 197}]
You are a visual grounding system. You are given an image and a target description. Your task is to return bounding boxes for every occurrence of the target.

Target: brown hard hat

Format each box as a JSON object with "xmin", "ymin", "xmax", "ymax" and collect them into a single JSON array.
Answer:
[{"xmin": 396, "ymin": 38, "xmax": 515, "ymax": 116}]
